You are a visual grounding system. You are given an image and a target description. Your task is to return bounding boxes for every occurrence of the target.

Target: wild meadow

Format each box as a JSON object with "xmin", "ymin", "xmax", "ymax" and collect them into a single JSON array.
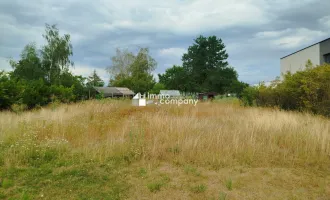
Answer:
[{"xmin": 0, "ymin": 99, "xmax": 329, "ymax": 199}]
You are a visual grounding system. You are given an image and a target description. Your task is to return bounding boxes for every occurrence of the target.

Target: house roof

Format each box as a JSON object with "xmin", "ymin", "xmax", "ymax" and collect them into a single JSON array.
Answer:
[
  {"xmin": 93, "ymin": 87, "xmax": 134, "ymax": 97},
  {"xmin": 160, "ymin": 90, "xmax": 181, "ymax": 96},
  {"xmin": 116, "ymin": 87, "xmax": 135, "ymax": 95},
  {"xmin": 280, "ymin": 37, "xmax": 330, "ymax": 59}
]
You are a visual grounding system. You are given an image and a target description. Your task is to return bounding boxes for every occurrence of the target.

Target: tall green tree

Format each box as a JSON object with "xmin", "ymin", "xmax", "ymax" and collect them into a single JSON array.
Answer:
[
  {"xmin": 4, "ymin": 23, "xmax": 89, "ymax": 109},
  {"xmin": 149, "ymin": 83, "xmax": 166, "ymax": 94},
  {"xmin": 0, "ymin": 71, "xmax": 21, "ymax": 109},
  {"xmin": 87, "ymin": 69, "xmax": 104, "ymax": 87},
  {"xmin": 107, "ymin": 47, "xmax": 156, "ymax": 93},
  {"xmin": 41, "ymin": 24, "xmax": 74, "ymax": 85},
  {"xmin": 106, "ymin": 48, "xmax": 135, "ymax": 81},
  {"xmin": 60, "ymin": 70, "xmax": 88, "ymax": 101},
  {"xmin": 10, "ymin": 43, "xmax": 45, "ymax": 81},
  {"xmin": 182, "ymin": 35, "xmax": 237, "ymax": 93},
  {"xmin": 158, "ymin": 65, "xmax": 189, "ymax": 92}
]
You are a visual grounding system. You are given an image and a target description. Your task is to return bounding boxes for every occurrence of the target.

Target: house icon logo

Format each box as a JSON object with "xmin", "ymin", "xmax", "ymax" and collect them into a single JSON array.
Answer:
[{"xmin": 132, "ymin": 93, "xmax": 146, "ymax": 106}]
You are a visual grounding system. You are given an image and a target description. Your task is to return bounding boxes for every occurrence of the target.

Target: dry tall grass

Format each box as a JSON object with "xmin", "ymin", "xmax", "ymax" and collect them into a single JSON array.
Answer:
[
  {"xmin": 1, "ymin": 99, "xmax": 329, "ymax": 168},
  {"xmin": 0, "ymin": 99, "xmax": 329, "ymax": 199}
]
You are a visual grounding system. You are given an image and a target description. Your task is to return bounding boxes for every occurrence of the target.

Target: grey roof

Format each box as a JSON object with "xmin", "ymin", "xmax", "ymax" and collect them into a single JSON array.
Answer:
[
  {"xmin": 281, "ymin": 37, "xmax": 330, "ymax": 59},
  {"xmin": 94, "ymin": 87, "xmax": 134, "ymax": 97},
  {"xmin": 159, "ymin": 90, "xmax": 181, "ymax": 96}
]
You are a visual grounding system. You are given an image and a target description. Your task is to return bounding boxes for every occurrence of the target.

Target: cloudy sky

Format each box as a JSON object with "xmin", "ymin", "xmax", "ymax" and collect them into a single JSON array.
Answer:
[{"xmin": 1, "ymin": 0, "xmax": 330, "ymax": 84}]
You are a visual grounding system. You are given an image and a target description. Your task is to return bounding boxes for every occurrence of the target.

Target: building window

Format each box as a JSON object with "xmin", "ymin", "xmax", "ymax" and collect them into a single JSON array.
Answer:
[{"xmin": 324, "ymin": 53, "xmax": 330, "ymax": 63}]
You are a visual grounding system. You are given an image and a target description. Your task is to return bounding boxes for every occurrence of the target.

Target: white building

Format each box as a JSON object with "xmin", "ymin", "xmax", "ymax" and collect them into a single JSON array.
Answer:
[{"xmin": 280, "ymin": 37, "xmax": 330, "ymax": 76}]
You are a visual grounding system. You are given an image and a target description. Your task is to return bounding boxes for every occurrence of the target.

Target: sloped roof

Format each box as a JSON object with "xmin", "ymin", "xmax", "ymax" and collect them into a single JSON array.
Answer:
[
  {"xmin": 281, "ymin": 37, "xmax": 330, "ymax": 59},
  {"xmin": 116, "ymin": 87, "xmax": 135, "ymax": 95},
  {"xmin": 94, "ymin": 87, "xmax": 134, "ymax": 97},
  {"xmin": 160, "ymin": 90, "xmax": 181, "ymax": 96}
]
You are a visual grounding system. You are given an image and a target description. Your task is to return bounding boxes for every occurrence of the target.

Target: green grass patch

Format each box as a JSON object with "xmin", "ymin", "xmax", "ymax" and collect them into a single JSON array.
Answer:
[
  {"xmin": 147, "ymin": 175, "xmax": 170, "ymax": 193},
  {"xmin": 219, "ymin": 191, "xmax": 227, "ymax": 200},
  {"xmin": 1, "ymin": 178, "xmax": 14, "ymax": 189},
  {"xmin": 138, "ymin": 168, "xmax": 147, "ymax": 178},
  {"xmin": 147, "ymin": 182, "xmax": 163, "ymax": 193},
  {"xmin": 0, "ymin": 159, "xmax": 130, "ymax": 200},
  {"xmin": 190, "ymin": 184, "xmax": 207, "ymax": 193},
  {"xmin": 184, "ymin": 165, "xmax": 201, "ymax": 176},
  {"xmin": 225, "ymin": 179, "xmax": 233, "ymax": 191},
  {"xmin": 0, "ymin": 191, "xmax": 6, "ymax": 199}
]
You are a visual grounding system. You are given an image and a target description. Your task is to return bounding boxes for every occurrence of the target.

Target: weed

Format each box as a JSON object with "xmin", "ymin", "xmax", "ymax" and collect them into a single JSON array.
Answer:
[
  {"xmin": 147, "ymin": 175, "xmax": 170, "ymax": 193},
  {"xmin": 190, "ymin": 184, "xmax": 207, "ymax": 193},
  {"xmin": 0, "ymin": 191, "xmax": 6, "ymax": 199},
  {"xmin": 1, "ymin": 179, "xmax": 13, "ymax": 189},
  {"xmin": 225, "ymin": 179, "xmax": 233, "ymax": 191},
  {"xmin": 20, "ymin": 191, "xmax": 30, "ymax": 200},
  {"xmin": 184, "ymin": 165, "xmax": 201, "ymax": 176},
  {"xmin": 219, "ymin": 192, "xmax": 227, "ymax": 200},
  {"xmin": 139, "ymin": 168, "xmax": 147, "ymax": 177},
  {"xmin": 168, "ymin": 145, "xmax": 181, "ymax": 154},
  {"xmin": 147, "ymin": 182, "xmax": 163, "ymax": 192}
]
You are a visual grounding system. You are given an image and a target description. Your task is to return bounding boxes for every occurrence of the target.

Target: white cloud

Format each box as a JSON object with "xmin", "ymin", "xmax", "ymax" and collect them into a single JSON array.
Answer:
[
  {"xmin": 255, "ymin": 29, "xmax": 292, "ymax": 38},
  {"xmin": 96, "ymin": 0, "xmax": 269, "ymax": 35},
  {"xmin": 70, "ymin": 63, "xmax": 109, "ymax": 84},
  {"xmin": 255, "ymin": 28, "xmax": 328, "ymax": 49},
  {"xmin": 319, "ymin": 16, "xmax": 330, "ymax": 28},
  {"xmin": 158, "ymin": 48, "xmax": 186, "ymax": 57},
  {"xmin": 0, "ymin": 0, "xmax": 270, "ymax": 39}
]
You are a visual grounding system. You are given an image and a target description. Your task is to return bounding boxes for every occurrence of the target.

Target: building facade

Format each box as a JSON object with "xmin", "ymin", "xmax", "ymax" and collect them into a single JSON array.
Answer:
[{"xmin": 280, "ymin": 38, "xmax": 330, "ymax": 76}]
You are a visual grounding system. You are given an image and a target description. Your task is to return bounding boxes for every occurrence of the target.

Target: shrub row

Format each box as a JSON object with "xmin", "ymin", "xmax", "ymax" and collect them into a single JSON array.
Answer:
[{"xmin": 241, "ymin": 62, "xmax": 330, "ymax": 117}]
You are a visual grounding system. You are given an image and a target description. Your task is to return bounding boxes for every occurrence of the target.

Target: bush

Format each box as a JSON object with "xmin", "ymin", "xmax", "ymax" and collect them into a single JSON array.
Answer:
[
  {"xmin": 241, "ymin": 63, "xmax": 330, "ymax": 117},
  {"xmin": 50, "ymin": 85, "xmax": 75, "ymax": 103},
  {"xmin": 19, "ymin": 79, "xmax": 50, "ymax": 108},
  {"xmin": 240, "ymin": 86, "xmax": 258, "ymax": 106},
  {"xmin": 0, "ymin": 71, "xmax": 21, "ymax": 110},
  {"xmin": 95, "ymin": 92, "xmax": 104, "ymax": 100}
]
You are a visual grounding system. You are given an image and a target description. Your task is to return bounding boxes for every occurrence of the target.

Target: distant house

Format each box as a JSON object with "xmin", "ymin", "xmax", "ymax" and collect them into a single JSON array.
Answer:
[
  {"xmin": 93, "ymin": 87, "xmax": 134, "ymax": 98},
  {"xmin": 159, "ymin": 90, "xmax": 181, "ymax": 98},
  {"xmin": 197, "ymin": 92, "xmax": 217, "ymax": 101},
  {"xmin": 280, "ymin": 37, "xmax": 330, "ymax": 76}
]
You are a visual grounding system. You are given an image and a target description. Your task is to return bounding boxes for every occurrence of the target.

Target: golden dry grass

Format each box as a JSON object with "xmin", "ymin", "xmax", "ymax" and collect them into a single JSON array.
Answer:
[{"xmin": 0, "ymin": 99, "xmax": 329, "ymax": 199}]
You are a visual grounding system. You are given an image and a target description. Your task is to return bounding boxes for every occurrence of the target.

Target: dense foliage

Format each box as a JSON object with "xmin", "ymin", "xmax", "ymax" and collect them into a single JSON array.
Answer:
[
  {"xmin": 241, "ymin": 62, "xmax": 330, "ymax": 116},
  {"xmin": 107, "ymin": 48, "xmax": 156, "ymax": 93},
  {"xmin": 0, "ymin": 24, "xmax": 100, "ymax": 110},
  {"xmin": 158, "ymin": 35, "xmax": 248, "ymax": 95}
]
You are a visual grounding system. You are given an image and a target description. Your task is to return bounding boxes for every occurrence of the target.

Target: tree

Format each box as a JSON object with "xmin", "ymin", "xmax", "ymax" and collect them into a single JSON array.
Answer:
[
  {"xmin": 60, "ymin": 70, "xmax": 88, "ymax": 101},
  {"xmin": 229, "ymin": 80, "xmax": 249, "ymax": 97},
  {"xmin": 11, "ymin": 43, "xmax": 45, "ymax": 81},
  {"xmin": 41, "ymin": 24, "xmax": 74, "ymax": 85},
  {"xmin": 107, "ymin": 47, "xmax": 156, "ymax": 93},
  {"xmin": 149, "ymin": 83, "xmax": 166, "ymax": 94},
  {"xmin": 18, "ymin": 79, "xmax": 50, "ymax": 108},
  {"xmin": 207, "ymin": 66, "xmax": 239, "ymax": 93},
  {"xmin": 0, "ymin": 71, "xmax": 21, "ymax": 109},
  {"xmin": 106, "ymin": 48, "xmax": 135, "ymax": 81},
  {"xmin": 87, "ymin": 70, "xmax": 104, "ymax": 87},
  {"xmin": 158, "ymin": 65, "xmax": 189, "ymax": 92},
  {"xmin": 128, "ymin": 48, "xmax": 156, "ymax": 93},
  {"xmin": 182, "ymin": 35, "xmax": 235, "ymax": 93}
]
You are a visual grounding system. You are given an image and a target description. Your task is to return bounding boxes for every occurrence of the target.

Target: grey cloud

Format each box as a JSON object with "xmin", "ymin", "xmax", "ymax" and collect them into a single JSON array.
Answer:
[{"xmin": 1, "ymin": 0, "xmax": 330, "ymax": 85}]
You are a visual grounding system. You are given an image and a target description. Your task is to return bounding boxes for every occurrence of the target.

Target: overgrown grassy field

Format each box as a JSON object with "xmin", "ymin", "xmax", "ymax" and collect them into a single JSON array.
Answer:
[{"xmin": 0, "ymin": 99, "xmax": 329, "ymax": 200}]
